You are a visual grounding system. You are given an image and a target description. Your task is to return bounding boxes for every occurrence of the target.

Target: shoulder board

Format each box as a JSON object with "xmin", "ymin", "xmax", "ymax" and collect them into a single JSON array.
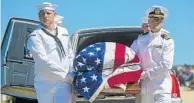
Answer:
[
  {"xmin": 161, "ymin": 34, "xmax": 171, "ymax": 40},
  {"xmin": 140, "ymin": 32, "xmax": 149, "ymax": 36}
]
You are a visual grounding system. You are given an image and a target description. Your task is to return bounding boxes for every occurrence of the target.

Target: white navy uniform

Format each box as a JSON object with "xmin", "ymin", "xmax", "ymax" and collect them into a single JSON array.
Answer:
[
  {"xmin": 132, "ymin": 5, "xmax": 174, "ymax": 103},
  {"xmin": 28, "ymin": 24, "xmax": 74, "ymax": 81},
  {"xmin": 131, "ymin": 29, "xmax": 174, "ymax": 103},
  {"xmin": 27, "ymin": 2, "xmax": 76, "ymax": 103},
  {"xmin": 27, "ymin": 24, "xmax": 76, "ymax": 103}
]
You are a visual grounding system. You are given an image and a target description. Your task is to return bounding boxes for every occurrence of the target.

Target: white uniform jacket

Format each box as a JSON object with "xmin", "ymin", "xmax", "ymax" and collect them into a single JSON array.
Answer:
[
  {"xmin": 27, "ymin": 25, "xmax": 74, "ymax": 82},
  {"xmin": 130, "ymin": 29, "xmax": 174, "ymax": 94}
]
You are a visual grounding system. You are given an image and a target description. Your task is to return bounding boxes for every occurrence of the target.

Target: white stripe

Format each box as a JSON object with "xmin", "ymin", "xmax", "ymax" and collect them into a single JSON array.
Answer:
[
  {"xmin": 106, "ymin": 65, "xmax": 141, "ymax": 90},
  {"xmin": 102, "ymin": 42, "xmax": 116, "ymax": 79},
  {"xmin": 125, "ymin": 47, "xmax": 135, "ymax": 62},
  {"xmin": 104, "ymin": 65, "xmax": 141, "ymax": 90},
  {"xmin": 110, "ymin": 65, "xmax": 141, "ymax": 77}
]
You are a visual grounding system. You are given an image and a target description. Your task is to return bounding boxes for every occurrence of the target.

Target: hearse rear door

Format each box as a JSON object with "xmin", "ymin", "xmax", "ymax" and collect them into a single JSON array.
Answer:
[{"xmin": 1, "ymin": 18, "xmax": 39, "ymax": 99}]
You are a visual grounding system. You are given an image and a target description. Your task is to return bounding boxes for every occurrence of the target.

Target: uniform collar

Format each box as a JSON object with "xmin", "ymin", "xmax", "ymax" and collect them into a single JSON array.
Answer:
[
  {"xmin": 40, "ymin": 23, "xmax": 57, "ymax": 32},
  {"xmin": 149, "ymin": 29, "xmax": 162, "ymax": 37},
  {"xmin": 39, "ymin": 24, "xmax": 57, "ymax": 35}
]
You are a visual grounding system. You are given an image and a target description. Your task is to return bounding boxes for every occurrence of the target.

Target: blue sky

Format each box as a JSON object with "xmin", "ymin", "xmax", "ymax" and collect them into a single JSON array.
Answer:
[{"xmin": 1, "ymin": 0, "xmax": 194, "ymax": 65}]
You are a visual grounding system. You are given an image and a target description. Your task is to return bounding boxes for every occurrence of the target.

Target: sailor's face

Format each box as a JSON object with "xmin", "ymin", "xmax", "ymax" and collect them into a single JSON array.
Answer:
[
  {"xmin": 142, "ymin": 23, "xmax": 150, "ymax": 33},
  {"xmin": 148, "ymin": 17, "xmax": 164, "ymax": 32},
  {"xmin": 39, "ymin": 10, "xmax": 55, "ymax": 26}
]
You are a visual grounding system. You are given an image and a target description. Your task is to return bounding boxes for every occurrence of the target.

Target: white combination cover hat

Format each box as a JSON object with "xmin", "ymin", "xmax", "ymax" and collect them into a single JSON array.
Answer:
[
  {"xmin": 37, "ymin": 2, "xmax": 57, "ymax": 11},
  {"xmin": 146, "ymin": 5, "xmax": 168, "ymax": 18}
]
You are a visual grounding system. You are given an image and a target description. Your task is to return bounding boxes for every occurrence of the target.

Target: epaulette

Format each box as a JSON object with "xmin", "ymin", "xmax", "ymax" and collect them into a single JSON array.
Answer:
[
  {"xmin": 140, "ymin": 32, "xmax": 149, "ymax": 36},
  {"xmin": 161, "ymin": 34, "xmax": 171, "ymax": 40}
]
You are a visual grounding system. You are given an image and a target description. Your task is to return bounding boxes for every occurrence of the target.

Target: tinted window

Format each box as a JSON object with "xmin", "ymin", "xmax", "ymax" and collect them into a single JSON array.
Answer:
[
  {"xmin": 6, "ymin": 20, "xmax": 38, "ymax": 61},
  {"xmin": 24, "ymin": 27, "xmax": 36, "ymax": 60},
  {"xmin": 76, "ymin": 31, "xmax": 142, "ymax": 54}
]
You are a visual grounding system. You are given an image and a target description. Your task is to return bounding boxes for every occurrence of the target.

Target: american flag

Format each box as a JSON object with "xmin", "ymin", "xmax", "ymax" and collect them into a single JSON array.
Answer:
[{"xmin": 73, "ymin": 42, "xmax": 142, "ymax": 102}]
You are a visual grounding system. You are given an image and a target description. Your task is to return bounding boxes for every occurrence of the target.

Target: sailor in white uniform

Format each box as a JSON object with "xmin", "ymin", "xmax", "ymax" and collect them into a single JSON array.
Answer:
[
  {"xmin": 131, "ymin": 5, "xmax": 174, "ymax": 103},
  {"xmin": 27, "ymin": 2, "xmax": 76, "ymax": 103}
]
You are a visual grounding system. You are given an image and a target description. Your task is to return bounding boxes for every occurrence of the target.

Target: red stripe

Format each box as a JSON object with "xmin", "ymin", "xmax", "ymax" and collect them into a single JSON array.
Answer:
[
  {"xmin": 171, "ymin": 74, "xmax": 181, "ymax": 97},
  {"xmin": 107, "ymin": 69, "xmax": 143, "ymax": 87},
  {"xmin": 113, "ymin": 43, "xmax": 126, "ymax": 71}
]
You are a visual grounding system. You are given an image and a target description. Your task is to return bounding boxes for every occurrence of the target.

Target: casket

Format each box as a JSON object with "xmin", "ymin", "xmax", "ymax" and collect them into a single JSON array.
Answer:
[
  {"xmin": 73, "ymin": 42, "xmax": 142, "ymax": 102},
  {"xmin": 102, "ymin": 82, "xmax": 140, "ymax": 95}
]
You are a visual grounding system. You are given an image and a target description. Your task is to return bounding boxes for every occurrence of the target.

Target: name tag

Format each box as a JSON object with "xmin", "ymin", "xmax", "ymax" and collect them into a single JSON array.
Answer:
[
  {"xmin": 153, "ymin": 45, "xmax": 162, "ymax": 48},
  {"xmin": 62, "ymin": 33, "xmax": 68, "ymax": 36}
]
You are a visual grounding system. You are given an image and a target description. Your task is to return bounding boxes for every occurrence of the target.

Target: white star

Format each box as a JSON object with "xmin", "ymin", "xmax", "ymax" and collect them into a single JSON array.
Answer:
[
  {"xmin": 88, "ymin": 52, "xmax": 94, "ymax": 56},
  {"xmin": 87, "ymin": 67, "xmax": 93, "ymax": 71},
  {"xmin": 95, "ymin": 58, "xmax": 101, "ymax": 65},
  {"xmin": 83, "ymin": 86, "xmax": 90, "ymax": 92},
  {"xmin": 82, "ymin": 57, "xmax": 87, "ymax": 63},
  {"xmin": 78, "ymin": 72, "xmax": 83, "ymax": 76},
  {"xmin": 95, "ymin": 47, "xmax": 101, "ymax": 51},
  {"xmin": 81, "ymin": 77, "xmax": 86, "ymax": 83},
  {"xmin": 76, "ymin": 54, "xmax": 81, "ymax": 58},
  {"xmin": 89, "ymin": 45, "xmax": 94, "ymax": 47},
  {"xmin": 82, "ymin": 49, "xmax": 87, "ymax": 52},
  {"xmin": 78, "ymin": 62, "xmax": 84, "ymax": 67},
  {"xmin": 75, "ymin": 67, "xmax": 78, "ymax": 71},
  {"xmin": 91, "ymin": 74, "xmax": 97, "ymax": 81}
]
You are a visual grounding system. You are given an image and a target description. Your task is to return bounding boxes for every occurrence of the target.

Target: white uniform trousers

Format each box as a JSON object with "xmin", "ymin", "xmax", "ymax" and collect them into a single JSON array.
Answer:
[
  {"xmin": 136, "ymin": 93, "xmax": 171, "ymax": 103},
  {"xmin": 34, "ymin": 81, "xmax": 76, "ymax": 103}
]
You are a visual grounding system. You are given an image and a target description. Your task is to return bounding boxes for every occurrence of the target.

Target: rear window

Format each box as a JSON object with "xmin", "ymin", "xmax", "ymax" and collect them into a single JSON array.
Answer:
[
  {"xmin": 76, "ymin": 31, "xmax": 142, "ymax": 53},
  {"xmin": 6, "ymin": 19, "xmax": 38, "ymax": 61}
]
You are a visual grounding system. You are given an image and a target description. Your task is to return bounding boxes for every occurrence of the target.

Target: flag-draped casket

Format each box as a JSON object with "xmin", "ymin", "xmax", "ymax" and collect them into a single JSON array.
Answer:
[{"xmin": 73, "ymin": 42, "xmax": 143, "ymax": 102}]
